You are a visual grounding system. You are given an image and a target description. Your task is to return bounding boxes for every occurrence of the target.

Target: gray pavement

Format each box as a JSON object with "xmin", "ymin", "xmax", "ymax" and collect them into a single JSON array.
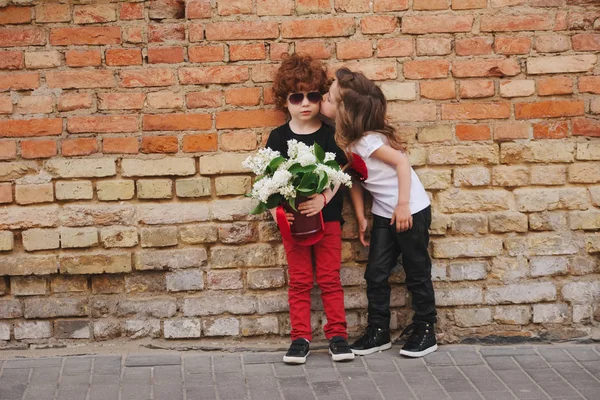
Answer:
[{"xmin": 1, "ymin": 344, "xmax": 599, "ymax": 400}]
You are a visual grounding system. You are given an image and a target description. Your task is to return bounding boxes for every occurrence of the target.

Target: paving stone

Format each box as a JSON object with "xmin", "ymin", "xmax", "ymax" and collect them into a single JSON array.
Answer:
[
  {"xmin": 494, "ymin": 369, "xmax": 548, "ymax": 399},
  {"xmin": 125, "ymin": 354, "xmax": 180, "ymax": 367},
  {"xmin": 485, "ymin": 356, "xmax": 519, "ymax": 370},
  {"xmin": 514, "ymin": 355, "xmax": 550, "ymax": 370},
  {"xmin": 459, "ymin": 365, "xmax": 509, "ymax": 392},
  {"xmin": 448, "ymin": 350, "xmax": 485, "ymax": 366},
  {"xmin": 536, "ymin": 347, "xmax": 572, "ymax": 363},
  {"xmin": 4, "ymin": 358, "xmax": 62, "ymax": 369},
  {"xmin": 565, "ymin": 347, "xmax": 600, "ymax": 361},
  {"xmin": 0, "ymin": 368, "xmax": 30, "ymax": 400},
  {"xmin": 524, "ymin": 368, "xmax": 582, "ymax": 398},
  {"xmin": 424, "ymin": 351, "xmax": 454, "ymax": 366},
  {"xmin": 183, "ymin": 355, "xmax": 212, "ymax": 374},
  {"xmin": 243, "ymin": 352, "xmax": 282, "ymax": 365}
]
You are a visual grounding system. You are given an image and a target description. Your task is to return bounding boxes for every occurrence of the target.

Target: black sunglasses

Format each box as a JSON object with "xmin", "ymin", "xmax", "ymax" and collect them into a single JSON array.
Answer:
[{"xmin": 288, "ymin": 92, "xmax": 322, "ymax": 105}]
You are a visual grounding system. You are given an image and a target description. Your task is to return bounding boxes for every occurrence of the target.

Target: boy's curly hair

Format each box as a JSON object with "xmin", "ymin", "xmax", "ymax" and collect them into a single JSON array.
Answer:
[{"xmin": 272, "ymin": 53, "xmax": 331, "ymax": 111}]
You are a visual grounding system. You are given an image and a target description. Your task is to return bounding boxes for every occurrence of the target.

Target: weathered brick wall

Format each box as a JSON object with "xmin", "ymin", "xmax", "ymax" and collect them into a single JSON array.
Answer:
[{"xmin": 0, "ymin": 0, "xmax": 598, "ymax": 346}]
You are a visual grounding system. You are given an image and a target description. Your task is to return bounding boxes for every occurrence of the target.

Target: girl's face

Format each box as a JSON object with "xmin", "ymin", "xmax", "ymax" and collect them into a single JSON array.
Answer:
[{"xmin": 320, "ymin": 80, "xmax": 340, "ymax": 120}]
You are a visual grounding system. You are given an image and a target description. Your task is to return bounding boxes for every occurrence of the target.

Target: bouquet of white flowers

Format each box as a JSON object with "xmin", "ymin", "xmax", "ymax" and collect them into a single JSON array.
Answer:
[{"xmin": 243, "ymin": 139, "xmax": 352, "ymax": 215}]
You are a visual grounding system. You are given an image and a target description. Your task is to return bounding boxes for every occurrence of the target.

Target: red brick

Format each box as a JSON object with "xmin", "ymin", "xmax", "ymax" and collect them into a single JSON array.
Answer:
[
  {"xmin": 143, "ymin": 114, "xmax": 212, "ymax": 131},
  {"xmin": 533, "ymin": 121, "xmax": 568, "ymax": 139},
  {"xmin": 377, "ymin": 38, "xmax": 414, "ymax": 57},
  {"xmin": 456, "ymin": 124, "xmax": 492, "ymax": 141},
  {"xmin": 0, "ymin": 6, "xmax": 32, "ymax": 25},
  {"xmin": 404, "ymin": 59, "xmax": 449, "ymax": 79},
  {"xmin": 207, "ymin": 21, "xmax": 279, "ymax": 40},
  {"xmin": 230, "ymin": 43, "xmax": 267, "ymax": 61},
  {"xmin": 0, "ymin": 119, "xmax": 62, "ymax": 138},
  {"xmin": 413, "ymin": 0, "xmax": 448, "ymax": 10},
  {"xmin": 0, "ymin": 141, "xmax": 17, "ymax": 160},
  {"xmin": 402, "ymin": 15, "xmax": 473, "ymax": 34},
  {"xmin": 62, "ymin": 138, "xmax": 98, "ymax": 157},
  {"xmin": 179, "ymin": 66, "xmax": 249, "ymax": 85},
  {"xmin": 120, "ymin": 3, "xmax": 144, "ymax": 20},
  {"xmin": 416, "ymin": 38, "xmax": 452, "ymax": 56},
  {"xmin": 374, "ymin": 0, "xmax": 409, "ymax": 11},
  {"xmin": 73, "ymin": 4, "xmax": 117, "ymax": 24},
  {"xmin": 455, "ymin": 37, "xmax": 493, "ymax": 56},
  {"xmin": 579, "ymin": 76, "xmax": 600, "ymax": 94},
  {"xmin": 58, "ymin": 94, "xmax": 93, "ymax": 112},
  {"xmin": 537, "ymin": 76, "xmax": 573, "ymax": 96},
  {"xmin": 123, "ymin": 26, "xmax": 145, "ymax": 44},
  {"xmin": 50, "ymin": 27, "xmax": 121, "ymax": 45},
  {"xmin": 149, "ymin": 24, "xmax": 185, "ymax": 43},
  {"xmin": 0, "ymin": 183, "xmax": 12, "ymax": 204},
  {"xmin": 0, "ymin": 72, "xmax": 38, "ymax": 91},
  {"xmin": 389, "ymin": 104, "xmax": 436, "ymax": 122},
  {"xmin": 103, "ymin": 137, "xmax": 139, "ymax": 154},
  {"xmin": 67, "ymin": 116, "xmax": 139, "ymax": 133},
  {"xmin": 0, "ymin": 95, "xmax": 11, "ymax": 114},
  {"xmin": 106, "ymin": 49, "xmax": 143, "ymax": 66},
  {"xmin": 515, "ymin": 100, "xmax": 584, "ymax": 119},
  {"xmin": 572, "ymin": 118, "xmax": 600, "ymax": 137},
  {"xmin": 335, "ymin": 61, "xmax": 397, "ymax": 81},
  {"xmin": 147, "ymin": 47, "xmax": 185, "ymax": 64},
  {"xmin": 186, "ymin": 0, "xmax": 211, "ymax": 18},
  {"xmin": 148, "ymin": 0, "xmax": 185, "ymax": 19},
  {"xmin": 337, "ymin": 40, "xmax": 373, "ymax": 60},
  {"xmin": 35, "ymin": 3, "xmax": 71, "ymax": 23},
  {"xmin": 188, "ymin": 24, "xmax": 204, "ymax": 42},
  {"xmin": 270, "ymin": 43, "xmax": 290, "ymax": 61},
  {"xmin": 21, "ymin": 140, "xmax": 57, "ymax": 159},
  {"xmin": 481, "ymin": 13, "xmax": 554, "ymax": 32},
  {"xmin": 46, "ymin": 70, "xmax": 115, "ymax": 89},
  {"xmin": 452, "ymin": 59, "xmax": 520, "ymax": 78},
  {"xmin": 460, "ymin": 80, "xmax": 495, "ymax": 98},
  {"xmin": 571, "ymin": 34, "xmax": 600, "ymax": 51},
  {"xmin": 141, "ymin": 136, "xmax": 179, "ymax": 153},
  {"xmin": 257, "ymin": 0, "xmax": 294, "ymax": 15},
  {"xmin": 98, "ymin": 93, "xmax": 146, "ymax": 110},
  {"xmin": 119, "ymin": 69, "xmax": 175, "ymax": 88},
  {"xmin": 221, "ymin": 131, "xmax": 258, "ymax": 151},
  {"xmin": 493, "ymin": 122, "xmax": 530, "ymax": 141},
  {"xmin": 0, "ymin": 51, "xmax": 24, "ymax": 70},
  {"xmin": 0, "ymin": 27, "xmax": 45, "ymax": 47},
  {"xmin": 65, "ymin": 50, "xmax": 102, "ymax": 67},
  {"xmin": 295, "ymin": 41, "xmax": 332, "ymax": 59},
  {"xmin": 452, "ymin": 0, "xmax": 487, "ymax": 8},
  {"xmin": 442, "ymin": 102, "xmax": 511, "ymax": 120},
  {"xmin": 282, "ymin": 18, "xmax": 354, "ymax": 39},
  {"xmin": 147, "ymin": 92, "xmax": 184, "ymax": 109},
  {"xmin": 224, "ymin": 88, "xmax": 261, "ymax": 106},
  {"xmin": 216, "ymin": 109, "xmax": 285, "ymax": 129},
  {"xmin": 296, "ymin": 0, "xmax": 331, "ymax": 13},
  {"xmin": 182, "ymin": 134, "xmax": 218, "ymax": 152},
  {"xmin": 420, "ymin": 80, "xmax": 456, "ymax": 100},
  {"xmin": 530, "ymin": 0, "xmax": 562, "ymax": 5},
  {"xmin": 361, "ymin": 16, "xmax": 398, "ymax": 34},
  {"xmin": 335, "ymin": 0, "xmax": 370, "ymax": 12},
  {"xmin": 218, "ymin": 0, "xmax": 252, "ymax": 15},
  {"xmin": 252, "ymin": 64, "xmax": 282, "ymax": 83},
  {"xmin": 494, "ymin": 37, "xmax": 532, "ymax": 54},
  {"xmin": 15, "ymin": 95, "xmax": 53, "ymax": 114},
  {"xmin": 555, "ymin": 10, "xmax": 568, "ymax": 31},
  {"xmin": 186, "ymin": 91, "xmax": 222, "ymax": 108},
  {"xmin": 189, "ymin": 45, "xmax": 225, "ymax": 63},
  {"xmin": 535, "ymin": 34, "xmax": 570, "ymax": 53}
]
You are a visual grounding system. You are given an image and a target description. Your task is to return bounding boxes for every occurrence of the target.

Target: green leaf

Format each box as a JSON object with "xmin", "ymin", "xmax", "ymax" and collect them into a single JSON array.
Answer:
[
  {"xmin": 297, "ymin": 173, "xmax": 317, "ymax": 192},
  {"xmin": 325, "ymin": 160, "xmax": 341, "ymax": 171},
  {"xmin": 314, "ymin": 142, "xmax": 325, "ymax": 164},
  {"xmin": 266, "ymin": 194, "xmax": 282, "ymax": 209},
  {"xmin": 287, "ymin": 197, "xmax": 297, "ymax": 211},
  {"xmin": 289, "ymin": 164, "xmax": 317, "ymax": 175},
  {"xmin": 250, "ymin": 202, "xmax": 267, "ymax": 215},
  {"xmin": 265, "ymin": 156, "xmax": 285, "ymax": 175},
  {"xmin": 316, "ymin": 171, "xmax": 329, "ymax": 193}
]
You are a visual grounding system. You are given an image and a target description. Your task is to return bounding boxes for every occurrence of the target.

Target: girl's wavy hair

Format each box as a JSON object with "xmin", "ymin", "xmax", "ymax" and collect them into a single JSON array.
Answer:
[
  {"xmin": 334, "ymin": 68, "xmax": 406, "ymax": 158},
  {"xmin": 272, "ymin": 53, "xmax": 331, "ymax": 112}
]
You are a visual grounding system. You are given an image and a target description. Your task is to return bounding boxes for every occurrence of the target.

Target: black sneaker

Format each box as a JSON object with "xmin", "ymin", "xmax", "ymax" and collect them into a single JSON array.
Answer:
[
  {"xmin": 399, "ymin": 321, "xmax": 438, "ymax": 358},
  {"xmin": 328, "ymin": 336, "xmax": 355, "ymax": 362},
  {"xmin": 351, "ymin": 326, "xmax": 392, "ymax": 356},
  {"xmin": 283, "ymin": 338, "xmax": 310, "ymax": 364}
]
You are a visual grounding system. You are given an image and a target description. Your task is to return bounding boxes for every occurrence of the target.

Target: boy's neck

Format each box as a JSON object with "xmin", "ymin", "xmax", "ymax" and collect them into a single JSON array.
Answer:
[{"xmin": 289, "ymin": 117, "xmax": 322, "ymax": 135}]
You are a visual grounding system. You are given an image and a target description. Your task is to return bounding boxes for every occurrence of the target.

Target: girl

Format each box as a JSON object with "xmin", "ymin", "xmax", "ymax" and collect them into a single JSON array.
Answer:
[
  {"xmin": 266, "ymin": 54, "xmax": 354, "ymax": 364},
  {"xmin": 320, "ymin": 68, "xmax": 438, "ymax": 358}
]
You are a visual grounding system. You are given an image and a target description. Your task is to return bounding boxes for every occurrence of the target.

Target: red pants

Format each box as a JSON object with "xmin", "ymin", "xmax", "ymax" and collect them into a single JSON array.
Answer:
[{"xmin": 282, "ymin": 221, "xmax": 348, "ymax": 341}]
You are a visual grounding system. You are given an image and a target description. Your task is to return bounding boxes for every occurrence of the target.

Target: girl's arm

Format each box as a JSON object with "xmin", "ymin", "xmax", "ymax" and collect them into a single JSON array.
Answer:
[
  {"xmin": 370, "ymin": 144, "xmax": 413, "ymax": 232},
  {"xmin": 349, "ymin": 179, "xmax": 369, "ymax": 246}
]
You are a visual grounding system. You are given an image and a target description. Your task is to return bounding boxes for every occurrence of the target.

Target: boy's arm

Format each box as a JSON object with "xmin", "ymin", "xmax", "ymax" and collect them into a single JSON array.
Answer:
[
  {"xmin": 370, "ymin": 145, "xmax": 413, "ymax": 233},
  {"xmin": 349, "ymin": 179, "xmax": 369, "ymax": 246}
]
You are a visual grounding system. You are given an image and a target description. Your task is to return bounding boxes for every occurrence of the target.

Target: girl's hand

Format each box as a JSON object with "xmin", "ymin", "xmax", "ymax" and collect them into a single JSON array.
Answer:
[
  {"xmin": 357, "ymin": 217, "xmax": 369, "ymax": 247},
  {"xmin": 270, "ymin": 208, "xmax": 295, "ymax": 225},
  {"xmin": 297, "ymin": 194, "xmax": 326, "ymax": 217},
  {"xmin": 391, "ymin": 203, "xmax": 412, "ymax": 232}
]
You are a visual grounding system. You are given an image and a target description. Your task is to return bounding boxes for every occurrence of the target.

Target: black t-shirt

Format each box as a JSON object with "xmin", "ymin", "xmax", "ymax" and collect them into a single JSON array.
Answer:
[{"xmin": 265, "ymin": 122, "xmax": 347, "ymax": 223}]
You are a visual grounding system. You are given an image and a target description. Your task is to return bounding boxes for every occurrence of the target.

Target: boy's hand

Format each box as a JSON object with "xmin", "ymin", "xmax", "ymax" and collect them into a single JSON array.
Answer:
[
  {"xmin": 357, "ymin": 217, "xmax": 369, "ymax": 247},
  {"xmin": 391, "ymin": 204, "xmax": 412, "ymax": 232},
  {"xmin": 298, "ymin": 194, "xmax": 326, "ymax": 217}
]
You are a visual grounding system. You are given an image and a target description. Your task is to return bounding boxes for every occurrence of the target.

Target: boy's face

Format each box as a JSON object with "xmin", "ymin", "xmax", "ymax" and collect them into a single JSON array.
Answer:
[
  {"xmin": 320, "ymin": 80, "xmax": 339, "ymax": 120},
  {"xmin": 286, "ymin": 90, "xmax": 321, "ymax": 122}
]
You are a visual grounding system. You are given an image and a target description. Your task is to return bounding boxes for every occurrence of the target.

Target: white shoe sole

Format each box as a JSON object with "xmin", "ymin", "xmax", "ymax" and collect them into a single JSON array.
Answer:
[
  {"xmin": 329, "ymin": 349, "xmax": 355, "ymax": 362},
  {"xmin": 351, "ymin": 342, "xmax": 392, "ymax": 356},
  {"xmin": 399, "ymin": 344, "xmax": 438, "ymax": 358},
  {"xmin": 283, "ymin": 351, "xmax": 310, "ymax": 364}
]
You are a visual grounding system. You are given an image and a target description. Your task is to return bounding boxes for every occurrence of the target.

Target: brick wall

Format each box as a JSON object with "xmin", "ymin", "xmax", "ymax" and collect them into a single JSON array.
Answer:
[{"xmin": 0, "ymin": 0, "xmax": 598, "ymax": 345}]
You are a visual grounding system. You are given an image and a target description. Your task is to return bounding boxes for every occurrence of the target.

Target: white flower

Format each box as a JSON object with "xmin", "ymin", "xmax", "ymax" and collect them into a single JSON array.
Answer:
[
  {"xmin": 242, "ymin": 148, "xmax": 281, "ymax": 176},
  {"xmin": 316, "ymin": 164, "xmax": 352, "ymax": 188},
  {"xmin": 324, "ymin": 152, "xmax": 336, "ymax": 162},
  {"xmin": 288, "ymin": 140, "xmax": 317, "ymax": 166}
]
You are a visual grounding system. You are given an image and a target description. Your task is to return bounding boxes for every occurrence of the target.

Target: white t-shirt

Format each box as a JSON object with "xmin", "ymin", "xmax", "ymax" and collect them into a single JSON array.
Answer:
[{"xmin": 351, "ymin": 133, "xmax": 430, "ymax": 219}]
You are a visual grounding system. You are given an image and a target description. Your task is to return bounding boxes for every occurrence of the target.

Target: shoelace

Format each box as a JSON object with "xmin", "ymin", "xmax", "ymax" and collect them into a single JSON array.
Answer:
[{"xmin": 400, "ymin": 323, "xmax": 428, "ymax": 346}]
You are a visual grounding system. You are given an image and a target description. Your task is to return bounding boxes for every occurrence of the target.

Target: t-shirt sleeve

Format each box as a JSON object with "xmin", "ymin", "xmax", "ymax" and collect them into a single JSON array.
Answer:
[{"xmin": 362, "ymin": 134, "xmax": 385, "ymax": 158}]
